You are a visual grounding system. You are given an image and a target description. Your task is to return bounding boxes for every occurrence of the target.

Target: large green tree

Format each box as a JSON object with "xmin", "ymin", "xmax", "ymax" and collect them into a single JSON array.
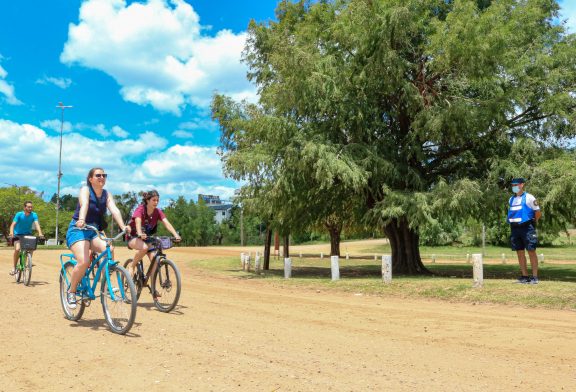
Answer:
[{"xmin": 213, "ymin": 0, "xmax": 576, "ymax": 274}]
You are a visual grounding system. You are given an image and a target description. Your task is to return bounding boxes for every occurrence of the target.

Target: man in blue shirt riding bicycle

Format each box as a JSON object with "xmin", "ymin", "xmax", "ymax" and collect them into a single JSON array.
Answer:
[{"xmin": 9, "ymin": 201, "xmax": 44, "ymax": 275}]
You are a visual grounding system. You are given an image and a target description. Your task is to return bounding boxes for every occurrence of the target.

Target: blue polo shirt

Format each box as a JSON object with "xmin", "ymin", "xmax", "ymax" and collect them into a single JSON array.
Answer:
[{"xmin": 12, "ymin": 211, "xmax": 38, "ymax": 235}]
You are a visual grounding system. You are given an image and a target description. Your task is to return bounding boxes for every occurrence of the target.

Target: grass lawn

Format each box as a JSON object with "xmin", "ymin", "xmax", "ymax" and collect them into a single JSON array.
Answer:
[{"xmin": 188, "ymin": 253, "xmax": 576, "ymax": 310}]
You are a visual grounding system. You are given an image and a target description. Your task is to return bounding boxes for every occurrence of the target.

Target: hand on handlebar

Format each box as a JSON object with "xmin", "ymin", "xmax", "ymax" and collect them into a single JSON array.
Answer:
[
  {"xmin": 173, "ymin": 236, "xmax": 181, "ymax": 243},
  {"xmin": 138, "ymin": 233, "xmax": 148, "ymax": 240}
]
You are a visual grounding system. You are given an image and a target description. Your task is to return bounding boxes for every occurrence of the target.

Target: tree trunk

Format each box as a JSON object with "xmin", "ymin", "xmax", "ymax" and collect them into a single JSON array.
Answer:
[
  {"xmin": 383, "ymin": 217, "xmax": 430, "ymax": 275},
  {"xmin": 263, "ymin": 226, "xmax": 272, "ymax": 270},
  {"xmin": 325, "ymin": 222, "xmax": 342, "ymax": 256},
  {"xmin": 283, "ymin": 234, "xmax": 290, "ymax": 258}
]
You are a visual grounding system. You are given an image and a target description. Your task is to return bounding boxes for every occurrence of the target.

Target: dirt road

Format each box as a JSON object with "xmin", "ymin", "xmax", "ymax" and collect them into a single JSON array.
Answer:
[{"xmin": 1, "ymin": 246, "xmax": 574, "ymax": 391}]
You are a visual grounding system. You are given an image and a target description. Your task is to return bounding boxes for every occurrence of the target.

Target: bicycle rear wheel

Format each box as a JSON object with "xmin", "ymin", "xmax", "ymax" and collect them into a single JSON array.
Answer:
[
  {"xmin": 59, "ymin": 261, "xmax": 85, "ymax": 321},
  {"xmin": 23, "ymin": 253, "xmax": 32, "ymax": 286},
  {"xmin": 151, "ymin": 258, "xmax": 181, "ymax": 313},
  {"xmin": 101, "ymin": 264, "xmax": 137, "ymax": 335},
  {"xmin": 123, "ymin": 259, "xmax": 143, "ymax": 300}
]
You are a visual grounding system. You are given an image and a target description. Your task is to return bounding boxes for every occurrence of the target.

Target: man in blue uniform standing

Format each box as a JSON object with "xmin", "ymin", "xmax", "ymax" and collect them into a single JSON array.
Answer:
[
  {"xmin": 507, "ymin": 178, "xmax": 541, "ymax": 284},
  {"xmin": 8, "ymin": 201, "xmax": 44, "ymax": 275}
]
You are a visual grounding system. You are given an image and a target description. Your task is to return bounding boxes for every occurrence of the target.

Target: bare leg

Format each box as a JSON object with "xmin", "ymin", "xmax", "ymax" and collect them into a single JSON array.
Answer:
[
  {"xmin": 516, "ymin": 250, "xmax": 528, "ymax": 276},
  {"xmin": 12, "ymin": 241, "xmax": 20, "ymax": 271},
  {"xmin": 128, "ymin": 238, "xmax": 149, "ymax": 276},
  {"xmin": 527, "ymin": 250, "xmax": 538, "ymax": 277},
  {"xmin": 68, "ymin": 241, "xmax": 91, "ymax": 292}
]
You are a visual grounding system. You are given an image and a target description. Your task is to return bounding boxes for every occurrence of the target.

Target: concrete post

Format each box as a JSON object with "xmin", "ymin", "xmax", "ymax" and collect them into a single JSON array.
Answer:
[
  {"xmin": 284, "ymin": 258, "xmax": 291, "ymax": 279},
  {"xmin": 381, "ymin": 255, "xmax": 392, "ymax": 284},
  {"xmin": 330, "ymin": 256, "xmax": 340, "ymax": 281},
  {"xmin": 255, "ymin": 251, "xmax": 261, "ymax": 274},
  {"xmin": 472, "ymin": 253, "xmax": 483, "ymax": 288}
]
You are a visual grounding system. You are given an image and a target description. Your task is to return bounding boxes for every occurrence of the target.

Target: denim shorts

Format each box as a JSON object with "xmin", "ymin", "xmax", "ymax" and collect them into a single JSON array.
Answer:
[
  {"xmin": 66, "ymin": 220, "xmax": 98, "ymax": 248},
  {"xmin": 510, "ymin": 224, "xmax": 538, "ymax": 251}
]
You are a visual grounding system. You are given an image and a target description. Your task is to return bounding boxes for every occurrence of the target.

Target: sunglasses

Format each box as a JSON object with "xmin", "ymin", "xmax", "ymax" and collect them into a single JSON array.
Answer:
[{"xmin": 94, "ymin": 173, "xmax": 108, "ymax": 178}]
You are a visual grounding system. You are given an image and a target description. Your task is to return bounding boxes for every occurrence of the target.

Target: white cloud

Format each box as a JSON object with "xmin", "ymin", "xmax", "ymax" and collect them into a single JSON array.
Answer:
[
  {"xmin": 0, "ymin": 118, "xmax": 233, "ymax": 203},
  {"xmin": 0, "ymin": 64, "xmax": 22, "ymax": 105},
  {"xmin": 136, "ymin": 144, "xmax": 223, "ymax": 182},
  {"xmin": 61, "ymin": 0, "xmax": 254, "ymax": 115},
  {"xmin": 112, "ymin": 125, "xmax": 129, "ymax": 138},
  {"xmin": 40, "ymin": 119, "xmax": 73, "ymax": 133},
  {"xmin": 179, "ymin": 118, "xmax": 218, "ymax": 131},
  {"xmin": 36, "ymin": 76, "xmax": 73, "ymax": 89},
  {"xmin": 172, "ymin": 130, "xmax": 194, "ymax": 138},
  {"xmin": 40, "ymin": 119, "xmax": 130, "ymax": 139}
]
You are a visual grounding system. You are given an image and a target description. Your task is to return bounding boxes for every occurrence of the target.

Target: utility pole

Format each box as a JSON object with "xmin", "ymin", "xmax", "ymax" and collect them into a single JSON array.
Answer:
[{"xmin": 55, "ymin": 102, "xmax": 72, "ymax": 244}]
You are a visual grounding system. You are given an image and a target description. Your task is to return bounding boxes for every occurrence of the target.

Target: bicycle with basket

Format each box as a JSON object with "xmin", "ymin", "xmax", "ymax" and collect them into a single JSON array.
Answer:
[
  {"xmin": 13, "ymin": 235, "xmax": 41, "ymax": 286},
  {"xmin": 124, "ymin": 235, "xmax": 181, "ymax": 313}
]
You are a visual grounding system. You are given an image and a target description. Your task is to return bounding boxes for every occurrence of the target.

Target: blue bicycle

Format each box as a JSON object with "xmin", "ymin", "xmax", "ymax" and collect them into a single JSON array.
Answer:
[{"xmin": 59, "ymin": 225, "xmax": 137, "ymax": 335}]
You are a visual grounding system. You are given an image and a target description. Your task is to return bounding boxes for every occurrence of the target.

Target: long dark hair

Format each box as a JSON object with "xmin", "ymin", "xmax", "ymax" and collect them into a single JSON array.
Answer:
[{"xmin": 141, "ymin": 190, "xmax": 160, "ymax": 206}]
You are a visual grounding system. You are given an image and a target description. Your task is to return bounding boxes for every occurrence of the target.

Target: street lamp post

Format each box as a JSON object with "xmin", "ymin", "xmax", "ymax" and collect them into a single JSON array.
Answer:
[{"xmin": 55, "ymin": 102, "xmax": 72, "ymax": 245}]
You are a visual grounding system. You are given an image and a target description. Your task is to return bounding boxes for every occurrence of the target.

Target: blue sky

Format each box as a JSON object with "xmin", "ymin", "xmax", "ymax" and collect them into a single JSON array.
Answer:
[
  {"xmin": 0, "ymin": 0, "xmax": 575, "ymax": 206},
  {"xmin": 0, "ymin": 0, "xmax": 278, "ymax": 205}
]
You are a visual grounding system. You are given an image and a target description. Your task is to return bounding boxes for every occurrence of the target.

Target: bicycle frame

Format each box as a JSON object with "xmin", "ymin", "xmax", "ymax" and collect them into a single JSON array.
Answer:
[
  {"xmin": 17, "ymin": 250, "xmax": 30, "ymax": 270},
  {"xmin": 59, "ymin": 238, "xmax": 125, "ymax": 301}
]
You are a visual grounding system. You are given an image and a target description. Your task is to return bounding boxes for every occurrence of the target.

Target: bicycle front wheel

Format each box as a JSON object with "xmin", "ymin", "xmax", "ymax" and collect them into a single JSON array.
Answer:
[
  {"xmin": 23, "ymin": 253, "xmax": 32, "ymax": 286},
  {"xmin": 151, "ymin": 258, "xmax": 181, "ymax": 313},
  {"xmin": 101, "ymin": 264, "xmax": 137, "ymax": 335},
  {"xmin": 59, "ymin": 261, "xmax": 85, "ymax": 321},
  {"xmin": 14, "ymin": 254, "xmax": 23, "ymax": 283}
]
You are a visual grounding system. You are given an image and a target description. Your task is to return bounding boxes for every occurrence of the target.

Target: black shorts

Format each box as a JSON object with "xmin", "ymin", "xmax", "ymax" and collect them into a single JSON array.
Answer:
[{"xmin": 510, "ymin": 224, "xmax": 537, "ymax": 251}]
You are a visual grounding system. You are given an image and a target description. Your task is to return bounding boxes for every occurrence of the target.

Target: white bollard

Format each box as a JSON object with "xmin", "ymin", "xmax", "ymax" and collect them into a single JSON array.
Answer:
[
  {"xmin": 472, "ymin": 253, "xmax": 483, "ymax": 288},
  {"xmin": 538, "ymin": 253, "xmax": 544, "ymax": 265},
  {"xmin": 431, "ymin": 254, "xmax": 436, "ymax": 264},
  {"xmin": 299, "ymin": 252, "xmax": 302, "ymax": 259},
  {"xmin": 466, "ymin": 253, "xmax": 470, "ymax": 264},
  {"xmin": 381, "ymin": 255, "xmax": 392, "ymax": 284},
  {"xmin": 245, "ymin": 254, "xmax": 251, "ymax": 271},
  {"xmin": 374, "ymin": 254, "xmax": 377, "ymax": 261},
  {"xmin": 284, "ymin": 258, "xmax": 292, "ymax": 279},
  {"xmin": 330, "ymin": 256, "xmax": 340, "ymax": 281},
  {"xmin": 501, "ymin": 253, "xmax": 506, "ymax": 264},
  {"xmin": 320, "ymin": 252, "xmax": 324, "ymax": 259},
  {"xmin": 255, "ymin": 251, "xmax": 261, "ymax": 274},
  {"xmin": 240, "ymin": 252, "xmax": 246, "ymax": 268},
  {"xmin": 346, "ymin": 252, "xmax": 349, "ymax": 260}
]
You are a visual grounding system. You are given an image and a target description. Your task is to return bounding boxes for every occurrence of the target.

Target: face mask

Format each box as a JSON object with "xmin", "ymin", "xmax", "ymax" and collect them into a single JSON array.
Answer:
[{"xmin": 512, "ymin": 185, "xmax": 520, "ymax": 193}]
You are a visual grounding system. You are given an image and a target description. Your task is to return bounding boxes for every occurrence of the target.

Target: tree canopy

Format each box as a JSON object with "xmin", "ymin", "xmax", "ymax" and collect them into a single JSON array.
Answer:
[{"xmin": 213, "ymin": 0, "xmax": 576, "ymax": 273}]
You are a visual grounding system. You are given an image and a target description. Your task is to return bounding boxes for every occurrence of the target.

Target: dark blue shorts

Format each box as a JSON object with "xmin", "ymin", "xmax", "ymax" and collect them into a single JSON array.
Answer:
[
  {"xmin": 66, "ymin": 220, "xmax": 98, "ymax": 248},
  {"xmin": 510, "ymin": 224, "xmax": 537, "ymax": 251}
]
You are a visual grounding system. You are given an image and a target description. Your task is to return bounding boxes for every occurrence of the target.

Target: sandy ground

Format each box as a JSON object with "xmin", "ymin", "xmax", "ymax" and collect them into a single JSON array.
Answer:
[{"xmin": 1, "ymin": 241, "xmax": 575, "ymax": 391}]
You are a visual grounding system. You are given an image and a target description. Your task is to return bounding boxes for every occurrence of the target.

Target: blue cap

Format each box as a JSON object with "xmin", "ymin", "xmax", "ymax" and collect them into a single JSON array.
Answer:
[{"xmin": 511, "ymin": 178, "xmax": 525, "ymax": 184}]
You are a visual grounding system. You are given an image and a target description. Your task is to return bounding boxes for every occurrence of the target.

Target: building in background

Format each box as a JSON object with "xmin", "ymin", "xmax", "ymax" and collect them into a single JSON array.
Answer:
[{"xmin": 198, "ymin": 194, "xmax": 233, "ymax": 224}]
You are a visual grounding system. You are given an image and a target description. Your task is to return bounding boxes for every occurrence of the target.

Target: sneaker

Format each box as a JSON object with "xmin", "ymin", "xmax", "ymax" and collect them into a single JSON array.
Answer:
[
  {"xmin": 529, "ymin": 276, "xmax": 539, "ymax": 284},
  {"xmin": 516, "ymin": 276, "xmax": 530, "ymax": 284},
  {"xmin": 67, "ymin": 292, "xmax": 77, "ymax": 309},
  {"xmin": 9, "ymin": 269, "xmax": 17, "ymax": 276}
]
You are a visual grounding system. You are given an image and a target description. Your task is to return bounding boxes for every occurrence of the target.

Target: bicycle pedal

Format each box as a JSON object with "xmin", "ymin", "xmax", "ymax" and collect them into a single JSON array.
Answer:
[{"xmin": 82, "ymin": 299, "xmax": 91, "ymax": 307}]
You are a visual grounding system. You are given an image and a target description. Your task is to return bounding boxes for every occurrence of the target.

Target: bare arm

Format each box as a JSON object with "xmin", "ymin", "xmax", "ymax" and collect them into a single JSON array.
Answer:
[
  {"xmin": 33, "ymin": 221, "xmax": 43, "ymax": 237},
  {"xmin": 161, "ymin": 218, "xmax": 181, "ymax": 240},
  {"xmin": 9, "ymin": 221, "xmax": 16, "ymax": 237},
  {"xmin": 76, "ymin": 186, "xmax": 90, "ymax": 227},
  {"xmin": 135, "ymin": 217, "xmax": 146, "ymax": 239},
  {"xmin": 534, "ymin": 210, "xmax": 542, "ymax": 222}
]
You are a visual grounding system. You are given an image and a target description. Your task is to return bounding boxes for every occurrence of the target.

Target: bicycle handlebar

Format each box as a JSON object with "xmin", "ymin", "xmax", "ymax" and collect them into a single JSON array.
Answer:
[{"xmin": 83, "ymin": 224, "xmax": 127, "ymax": 242}]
